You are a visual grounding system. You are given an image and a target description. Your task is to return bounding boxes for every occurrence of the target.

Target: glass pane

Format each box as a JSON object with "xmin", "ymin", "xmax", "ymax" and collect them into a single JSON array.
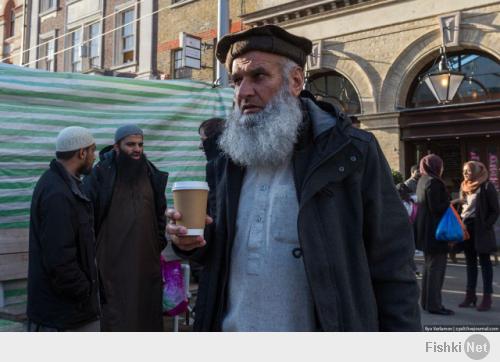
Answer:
[
  {"xmin": 123, "ymin": 10, "xmax": 134, "ymax": 25},
  {"xmin": 123, "ymin": 23, "xmax": 133, "ymax": 37},
  {"xmin": 90, "ymin": 23, "xmax": 100, "ymax": 38},
  {"xmin": 123, "ymin": 36, "xmax": 134, "ymax": 51},
  {"xmin": 47, "ymin": 40, "xmax": 54, "ymax": 57}
]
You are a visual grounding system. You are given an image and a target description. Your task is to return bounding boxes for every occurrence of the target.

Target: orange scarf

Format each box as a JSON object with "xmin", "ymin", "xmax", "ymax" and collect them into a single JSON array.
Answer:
[{"xmin": 461, "ymin": 161, "xmax": 488, "ymax": 195}]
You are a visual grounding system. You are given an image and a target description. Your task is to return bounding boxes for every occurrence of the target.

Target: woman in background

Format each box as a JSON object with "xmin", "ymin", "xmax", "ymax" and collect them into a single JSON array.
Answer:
[
  {"xmin": 457, "ymin": 161, "xmax": 499, "ymax": 311},
  {"xmin": 415, "ymin": 154, "xmax": 453, "ymax": 315}
]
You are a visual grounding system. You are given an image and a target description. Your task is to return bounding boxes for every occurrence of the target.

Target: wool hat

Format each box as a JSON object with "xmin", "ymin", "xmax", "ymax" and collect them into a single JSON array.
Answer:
[
  {"xmin": 114, "ymin": 124, "xmax": 143, "ymax": 143},
  {"xmin": 216, "ymin": 24, "xmax": 313, "ymax": 72},
  {"xmin": 56, "ymin": 126, "xmax": 95, "ymax": 152}
]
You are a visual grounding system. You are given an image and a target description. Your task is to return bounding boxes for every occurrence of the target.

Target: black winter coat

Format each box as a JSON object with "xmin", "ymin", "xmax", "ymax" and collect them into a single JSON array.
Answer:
[
  {"xmin": 82, "ymin": 147, "xmax": 168, "ymax": 250},
  {"xmin": 27, "ymin": 160, "xmax": 100, "ymax": 330},
  {"xmin": 414, "ymin": 175, "xmax": 450, "ymax": 254},
  {"xmin": 468, "ymin": 182, "xmax": 499, "ymax": 253},
  {"xmin": 176, "ymin": 95, "xmax": 421, "ymax": 331}
]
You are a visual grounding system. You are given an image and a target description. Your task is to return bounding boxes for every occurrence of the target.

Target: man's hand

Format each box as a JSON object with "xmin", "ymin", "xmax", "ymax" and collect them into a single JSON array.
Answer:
[{"xmin": 166, "ymin": 208, "xmax": 213, "ymax": 251}]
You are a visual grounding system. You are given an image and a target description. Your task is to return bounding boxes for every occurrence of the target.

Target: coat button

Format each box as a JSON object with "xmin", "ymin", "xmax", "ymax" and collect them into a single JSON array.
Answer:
[
  {"xmin": 292, "ymin": 248, "xmax": 303, "ymax": 258},
  {"xmin": 339, "ymin": 166, "xmax": 345, "ymax": 172},
  {"xmin": 350, "ymin": 156, "xmax": 357, "ymax": 162}
]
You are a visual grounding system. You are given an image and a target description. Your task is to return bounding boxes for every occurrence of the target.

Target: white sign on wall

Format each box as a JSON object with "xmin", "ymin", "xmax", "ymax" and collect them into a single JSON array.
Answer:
[
  {"xmin": 179, "ymin": 32, "xmax": 201, "ymax": 70},
  {"xmin": 307, "ymin": 40, "xmax": 323, "ymax": 71},
  {"xmin": 439, "ymin": 12, "xmax": 461, "ymax": 47}
]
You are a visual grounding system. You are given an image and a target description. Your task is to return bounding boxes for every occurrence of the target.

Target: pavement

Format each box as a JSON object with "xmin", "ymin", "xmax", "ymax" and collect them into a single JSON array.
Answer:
[
  {"xmin": 2, "ymin": 256, "xmax": 499, "ymax": 332},
  {"xmin": 416, "ymin": 255, "xmax": 500, "ymax": 332}
]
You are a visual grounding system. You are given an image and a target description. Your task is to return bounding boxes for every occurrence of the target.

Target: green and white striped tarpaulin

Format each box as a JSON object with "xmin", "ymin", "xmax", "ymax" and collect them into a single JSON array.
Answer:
[{"xmin": 0, "ymin": 63, "xmax": 233, "ymax": 229}]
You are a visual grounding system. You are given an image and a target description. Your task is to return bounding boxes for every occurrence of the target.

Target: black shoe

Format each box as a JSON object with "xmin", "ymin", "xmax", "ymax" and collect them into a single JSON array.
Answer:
[{"xmin": 428, "ymin": 307, "xmax": 455, "ymax": 315}]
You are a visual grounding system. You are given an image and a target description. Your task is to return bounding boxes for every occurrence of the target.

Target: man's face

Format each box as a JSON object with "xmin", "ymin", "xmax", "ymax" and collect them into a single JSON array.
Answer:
[
  {"xmin": 79, "ymin": 144, "xmax": 96, "ymax": 175},
  {"xmin": 115, "ymin": 134, "xmax": 144, "ymax": 160},
  {"xmin": 412, "ymin": 169, "xmax": 420, "ymax": 179},
  {"xmin": 231, "ymin": 51, "xmax": 302, "ymax": 114}
]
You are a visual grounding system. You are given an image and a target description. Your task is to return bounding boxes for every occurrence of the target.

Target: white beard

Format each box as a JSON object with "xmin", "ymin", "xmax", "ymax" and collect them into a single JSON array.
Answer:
[{"xmin": 218, "ymin": 86, "xmax": 303, "ymax": 168}]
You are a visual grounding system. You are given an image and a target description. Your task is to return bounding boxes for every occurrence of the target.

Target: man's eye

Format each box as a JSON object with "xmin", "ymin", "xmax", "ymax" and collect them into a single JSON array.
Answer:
[{"xmin": 232, "ymin": 78, "xmax": 242, "ymax": 85}]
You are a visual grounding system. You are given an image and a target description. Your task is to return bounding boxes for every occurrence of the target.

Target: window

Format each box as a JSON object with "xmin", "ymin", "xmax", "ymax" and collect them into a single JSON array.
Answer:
[
  {"xmin": 172, "ymin": 49, "xmax": 191, "ymax": 79},
  {"xmin": 40, "ymin": 0, "xmax": 56, "ymax": 13},
  {"xmin": 71, "ymin": 29, "xmax": 82, "ymax": 72},
  {"xmin": 9, "ymin": 8, "xmax": 15, "ymax": 37},
  {"xmin": 117, "ymin": 8, "xmax": 135, "ymax": 64},
  {"xmin": 407, "ymin": 51, "xmax": 500, "ymax": 108},
  {"xmin": 37, "ymin": 38, "xmax": 55, "ymax": 71},
  {"xmin": 306, "ymin": 71, "xmax": 361, "ymax": 115},
  {"xmin": 88, "ymin": 22, "xmax": 101, "ymax": 68}
]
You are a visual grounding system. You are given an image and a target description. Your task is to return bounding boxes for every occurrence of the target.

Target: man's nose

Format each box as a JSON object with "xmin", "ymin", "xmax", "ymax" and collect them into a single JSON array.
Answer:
[{"xmin": 236, "ymin": 79, "xmax": 255, "ymax": 104}]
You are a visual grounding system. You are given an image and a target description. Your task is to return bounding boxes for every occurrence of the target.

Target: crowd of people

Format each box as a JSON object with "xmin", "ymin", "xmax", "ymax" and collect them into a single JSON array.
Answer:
[
  {"xmin": 26, "ymin": 23, "xmax": 497, "ymax": 333},
  {"xmin": 396, "ymin": 156, "xmax": 499, "ymax": 317}
]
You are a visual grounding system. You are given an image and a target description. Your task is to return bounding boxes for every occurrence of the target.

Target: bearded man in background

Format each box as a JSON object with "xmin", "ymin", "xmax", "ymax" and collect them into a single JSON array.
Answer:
[
  {"xmin": 84, "ymin": 125, "xmax": 168, "ymax": 331},
  {"xmin": 167, "ymin": 25, "xmax": 421, "ymax": 332}
]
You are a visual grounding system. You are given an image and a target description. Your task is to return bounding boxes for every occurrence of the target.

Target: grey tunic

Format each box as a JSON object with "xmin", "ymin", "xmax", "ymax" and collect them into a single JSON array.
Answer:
[{"xmin": 222, "ymin": 161, "xmax": 316, "ymax": 331}]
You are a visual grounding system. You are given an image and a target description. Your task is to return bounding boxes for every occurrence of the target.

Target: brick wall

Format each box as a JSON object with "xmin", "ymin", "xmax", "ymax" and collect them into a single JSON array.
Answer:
[{"xmin": 156, "ymin": 0, "xmax": 264, "ymax": 82}]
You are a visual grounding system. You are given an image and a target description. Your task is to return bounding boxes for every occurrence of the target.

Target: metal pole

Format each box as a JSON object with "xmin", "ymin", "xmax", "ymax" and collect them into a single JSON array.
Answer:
[{"xmin": 217, "ymin": 0, "xmax": 229, "ymax": 87}]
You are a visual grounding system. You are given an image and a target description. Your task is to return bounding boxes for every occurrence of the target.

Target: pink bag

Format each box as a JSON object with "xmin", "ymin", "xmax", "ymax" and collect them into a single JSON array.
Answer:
[{"xmin": 161, "ymin": 257, "xmax": 189, "ymax": 316}]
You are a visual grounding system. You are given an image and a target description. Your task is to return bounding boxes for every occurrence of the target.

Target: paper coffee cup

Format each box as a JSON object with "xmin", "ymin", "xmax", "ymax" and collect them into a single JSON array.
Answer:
[{"xmin": 172, "ymin": 181, "xmax": 209, "ymax": 236}]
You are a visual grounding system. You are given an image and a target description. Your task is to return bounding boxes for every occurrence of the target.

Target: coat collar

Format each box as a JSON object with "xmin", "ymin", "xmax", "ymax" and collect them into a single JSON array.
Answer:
[{"xmin": 50, "ymin": 159, "xmax": 90, "ymax": 202}]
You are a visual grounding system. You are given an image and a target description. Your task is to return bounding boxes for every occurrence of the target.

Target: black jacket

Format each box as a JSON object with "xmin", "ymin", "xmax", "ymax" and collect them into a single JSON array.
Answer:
[
  {"xmin": 468, "ymin": 182, "xmax": 499, "ymax": 253},
  {"xmin": 176, "ymin": 95, "xmax": 421, "ymax": 331},
  {"xmin": 414, "ymin": 175, "xmax": 450, "ymax": 254},
  {"xmin": 82, "ymin": 146, "xmax": 168, "ymax": 250},
  {"xmin": 27, "ymin": 160, "xmax": 100, "ymax": 330}
]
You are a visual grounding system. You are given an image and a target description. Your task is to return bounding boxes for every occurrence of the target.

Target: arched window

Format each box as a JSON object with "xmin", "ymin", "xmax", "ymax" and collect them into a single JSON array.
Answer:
[
  {"xmin": 305, "ymin": 71, "xmax": 361, "ymax": 115},
  {"xmin": 9, "ymin": 7, "xmax": 16, "ymax": 37},
  {"xmin": 3, "ymin": 0, "xmax": 15, "ymax": 39},
  {"xmin": 407, "ymin": 51, "xmax": 500, "ymax": 108}
]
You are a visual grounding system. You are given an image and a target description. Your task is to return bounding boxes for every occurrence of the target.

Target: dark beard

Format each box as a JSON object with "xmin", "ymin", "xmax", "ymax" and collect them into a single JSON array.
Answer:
[{"xmin": 116, "ymin": 151, "xmax": 148, "ymax": 184}]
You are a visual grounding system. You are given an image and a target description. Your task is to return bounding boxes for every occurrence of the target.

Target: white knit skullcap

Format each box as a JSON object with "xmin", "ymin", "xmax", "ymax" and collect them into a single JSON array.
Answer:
[{"xmin": 56, "ymin": 126, "xmax": 95, "ymax": 152}]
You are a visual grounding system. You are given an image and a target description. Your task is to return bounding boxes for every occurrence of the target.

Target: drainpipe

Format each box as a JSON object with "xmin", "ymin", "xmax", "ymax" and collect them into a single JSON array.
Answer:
[{"xmin": 19, "ymin": 0, "xmax": 28, "ymax": 65}]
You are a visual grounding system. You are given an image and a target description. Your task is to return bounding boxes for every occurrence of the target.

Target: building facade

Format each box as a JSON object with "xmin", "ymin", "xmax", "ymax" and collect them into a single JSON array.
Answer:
[
  {"xmin": 25, "ymin": 0, "xmax": 156, "ymax": 78},
  {"xmin": 0, "ymin": 0, "xmax": 26, "ymax": 65},
  {"xmin": 241, "ymin": 0, "xmax": 500, "ymax": 192}
]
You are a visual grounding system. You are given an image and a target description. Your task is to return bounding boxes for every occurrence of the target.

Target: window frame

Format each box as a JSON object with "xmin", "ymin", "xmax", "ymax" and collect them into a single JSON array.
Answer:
[
  {"xmin": 40, "ymin": 0, "xmax": 57, "ymax": 14},
  {"xmin": 87, "ymin": 21, "xmax": 102, "ymax": 69},
  {"xmin": 38, "ymin": 31, "xmax": 56, "ymax": 71},
  {"xmin": 114, "ymin": 6, "xmax": 137, "ymax": 66},
  {"xmin": 9, "ymin": 8, "xmax": 15, "ymax": 38},
  {"xmin": 70, "ymin": 28, "xmax": 83, "ymax": 73}
]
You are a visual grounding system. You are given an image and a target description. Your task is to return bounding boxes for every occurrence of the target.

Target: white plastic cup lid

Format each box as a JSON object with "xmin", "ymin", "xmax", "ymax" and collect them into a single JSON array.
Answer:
[{"xmin": 172, "ymin": 181, "xmax": 209, "ymax": 191}]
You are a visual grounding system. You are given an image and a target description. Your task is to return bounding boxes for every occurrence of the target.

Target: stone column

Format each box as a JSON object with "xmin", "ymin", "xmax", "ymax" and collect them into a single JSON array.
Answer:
[{"xmin": 358, "ymin": 112, "xmax": 403, "ymax": 172}]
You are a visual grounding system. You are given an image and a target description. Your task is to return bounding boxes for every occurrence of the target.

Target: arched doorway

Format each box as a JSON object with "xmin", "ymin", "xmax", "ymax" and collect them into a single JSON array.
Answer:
[{"xmin": 401, "ymin": 50, "xmax": 500, "ymax": 194}]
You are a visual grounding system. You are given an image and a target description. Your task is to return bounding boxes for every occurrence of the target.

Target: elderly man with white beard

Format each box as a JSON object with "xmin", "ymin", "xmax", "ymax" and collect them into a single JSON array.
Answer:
[{"xmin": 167, "ymin": 25, "xmax": 421, "ymax": 332}]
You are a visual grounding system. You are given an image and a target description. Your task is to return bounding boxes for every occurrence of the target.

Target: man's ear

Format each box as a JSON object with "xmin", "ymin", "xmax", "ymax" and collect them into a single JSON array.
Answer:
[
  {"xmin": 78, "ymin": 148, "xmax": 86, "ymax": 160},
  {"xmin": 113, "ymin": 144, "xmax": 120, "ymax": 154},
  {"xmin": 288, "ymin": 66, "xmax": 305, "ymax": 97}
]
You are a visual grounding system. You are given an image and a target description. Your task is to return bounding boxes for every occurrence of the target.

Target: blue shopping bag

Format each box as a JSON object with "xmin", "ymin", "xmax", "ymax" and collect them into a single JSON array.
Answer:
[{"xmin": 435, "ymin": 206, "xmax": 465, "ymax": 242}]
